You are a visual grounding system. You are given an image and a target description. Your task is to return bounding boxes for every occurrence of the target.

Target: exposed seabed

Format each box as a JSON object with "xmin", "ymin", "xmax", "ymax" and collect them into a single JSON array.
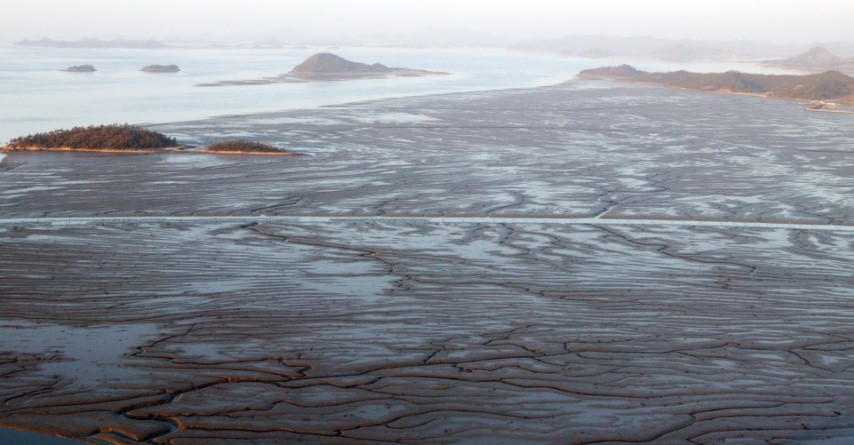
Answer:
[{"xmin": 2, "ymin": 81, "xmax": 854, "ymax": 443}]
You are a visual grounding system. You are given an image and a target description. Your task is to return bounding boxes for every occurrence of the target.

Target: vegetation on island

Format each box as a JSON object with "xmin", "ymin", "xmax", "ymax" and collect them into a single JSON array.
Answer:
[
  {"xmin": 5, "ymin": 125, "xmax": 178, "ymax": 151},
  {"xmin": 62, "ymin": 65, "xmax": 96, "ymax": 72},
  {"xmin": 204, "ymin": 140, "xmax": 286, "ymax": 153},
  {"xmin": 580, "ymin": 65, "xmax": 854, "ymax": 103}
]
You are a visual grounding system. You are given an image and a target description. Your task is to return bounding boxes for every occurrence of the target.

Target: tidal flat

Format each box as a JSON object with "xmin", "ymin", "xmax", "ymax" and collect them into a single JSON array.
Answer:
[{"xmin": 1, "ymin": 81, "xmax": 854, "ymax": 444}]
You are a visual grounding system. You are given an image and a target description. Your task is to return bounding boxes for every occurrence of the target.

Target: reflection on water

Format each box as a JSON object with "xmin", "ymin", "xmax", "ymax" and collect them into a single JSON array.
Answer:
[
  {"xmin": 157, "ymin": 152, "xmax": 233, "ymax": 168},
  {"xmin": 0, "ymin": 428, "xmax": 83, "ymax": 445}
]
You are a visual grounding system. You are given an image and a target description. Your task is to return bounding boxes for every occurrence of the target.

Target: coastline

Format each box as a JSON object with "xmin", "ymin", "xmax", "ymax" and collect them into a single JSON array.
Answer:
[
  {"xmin": 0, "ymin": 146, "xmax": 295, "ymax": 156},
  {"xmin": 198, "ymin": 69, "xmax": 449, "ymax": 88},
  {"xmin": 0, "ymin": 146, "xmax": 160, "ymax": 154},
  {"xmin": 805, "ymin": 107, "xmax": 854, "ymax": 115}
]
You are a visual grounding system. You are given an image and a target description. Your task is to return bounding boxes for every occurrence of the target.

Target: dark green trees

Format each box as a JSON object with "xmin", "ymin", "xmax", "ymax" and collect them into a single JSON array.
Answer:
[{"xmin": 7, "ymin": 125, "xmax": 177, "ymax": 150}]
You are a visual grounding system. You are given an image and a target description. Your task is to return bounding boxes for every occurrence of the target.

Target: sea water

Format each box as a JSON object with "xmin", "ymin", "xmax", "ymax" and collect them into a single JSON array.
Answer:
[{"xmin": 0, "ymin": 45, "xmax": 797, "ymax": 144}]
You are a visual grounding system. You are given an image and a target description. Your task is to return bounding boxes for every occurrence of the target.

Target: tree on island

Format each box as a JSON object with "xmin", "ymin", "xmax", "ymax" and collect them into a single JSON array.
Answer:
[{"xmin": 6, "ymin": 125, "xmax": 177, "ymax": 150}]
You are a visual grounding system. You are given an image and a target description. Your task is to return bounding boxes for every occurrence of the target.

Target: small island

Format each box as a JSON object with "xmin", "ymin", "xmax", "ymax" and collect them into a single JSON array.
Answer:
[
  {"xmin": 2, "ymin": 125, "xmax": 179, "ymax": 152},
  {"xmin": 1, "ymin": 125, "xmax": 298, "ymax": 156},
  {"xmin": 197, "ymin": 53, "xmax": 447, "ymax": 87},
  {"xmin": 141, "ymin": 65, "xmax": 180, "ymax": 73},
  {"xmin": 290, "ymin": 52, "xmax": 390, "ymax": 78},
  {"xmin": 580, "ymin": 65, "xmax": 854, "ymax": 106},
  {"xmin": 62, "ymin": 65, "xmax": 96, "ymax": 72},
  {"xmin": 202, "ymin": 140, "xmax": 293, "ymax": 155}
]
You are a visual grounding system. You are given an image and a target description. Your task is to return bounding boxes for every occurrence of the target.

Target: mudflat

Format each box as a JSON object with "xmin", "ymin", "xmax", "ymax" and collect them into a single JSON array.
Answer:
[{"xmin": 2, "ymin": 81, "xmax": 854, "ymax": 444}]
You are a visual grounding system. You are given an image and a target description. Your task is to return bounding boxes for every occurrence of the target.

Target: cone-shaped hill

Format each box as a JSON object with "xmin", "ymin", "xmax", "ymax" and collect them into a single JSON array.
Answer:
[
  {"xmin": 197, "ymin": 53, "xmax": 448, "ymax": 87},
  {"xmin": 291, "ymin": 53, "xmax": 393, "ymax": 75}
]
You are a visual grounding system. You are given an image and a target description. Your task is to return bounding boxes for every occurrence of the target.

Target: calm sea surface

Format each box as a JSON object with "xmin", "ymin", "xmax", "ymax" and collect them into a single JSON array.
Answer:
[{"xmin": 0, "ymin": 45, "xmax": 798, "ymax": 144}]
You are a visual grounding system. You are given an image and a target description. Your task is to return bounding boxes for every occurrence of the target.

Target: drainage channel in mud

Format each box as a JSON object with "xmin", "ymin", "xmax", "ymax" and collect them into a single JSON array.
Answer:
[{"xmin": 2, "ymin": 214, "xmax": 853, "ymax": 232}]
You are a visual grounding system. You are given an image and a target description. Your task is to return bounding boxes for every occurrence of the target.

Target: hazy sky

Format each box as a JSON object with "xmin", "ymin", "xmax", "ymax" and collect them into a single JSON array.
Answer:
[{"xmin": 3, "ymin": 0, "xmax": 853, "ymax": 44}]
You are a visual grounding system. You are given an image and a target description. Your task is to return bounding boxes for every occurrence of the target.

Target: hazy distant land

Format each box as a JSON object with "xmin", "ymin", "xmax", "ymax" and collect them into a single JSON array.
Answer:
[
  {"xmin": 581, "ymin": 65, "xmax": 854, "ymax": 105},
  {"xmin": 650, "ymin": 44, "xmax": 748, "ymax": 61},
  {"xmin": 198, "ymin": 52, "xmax": 448, "ymax": 87},
  {"xmin": 15, "ymin": 38, "xmax": 168, "ymax": 49},
  {"xmin": 515, "ymin": 35, "xmax": 854, "ymax": 60}
]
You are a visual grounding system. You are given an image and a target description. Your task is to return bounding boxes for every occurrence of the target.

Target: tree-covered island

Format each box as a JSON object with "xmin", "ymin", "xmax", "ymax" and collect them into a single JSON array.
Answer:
[
  {"xmin": 2, "ymin": 125, "xmax": 295, "ymax": 155},
  {"xmin": 3, "ymin": 125, "xmax": 178, "ymax": 151}
]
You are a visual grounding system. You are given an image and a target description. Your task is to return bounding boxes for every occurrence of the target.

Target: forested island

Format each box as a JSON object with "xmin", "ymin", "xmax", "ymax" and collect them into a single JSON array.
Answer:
[
  {"xmin": 197, "ymin": 53, "xmax": 447, "ymax": 87},
  {"xmin": 2, "ymin": 125, "xmax": 178, "ymax": 152},
  {"xmin": 580, "ymin": 65, "xmax": 854, "ymax": 105},
  {"xmin": 1, "ymin": 125, "xmax": 294, "ymax": 155}
]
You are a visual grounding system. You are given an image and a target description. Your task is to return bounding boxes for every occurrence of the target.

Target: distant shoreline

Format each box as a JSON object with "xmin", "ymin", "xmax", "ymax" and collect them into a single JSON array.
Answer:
[
  {"xmin": 582, "ymin": 75, "xmax": 801, "ymax": 103},
  {"xmin": 579, "ymin": 66, "xmax": 854, "ymax": 110},
  {"xmin": 0, "ymin": 146, "xmax": 161, "ymax": 154},
  {"xmin": 805, "ymin": 107, "xmax": 854, "ymax": 115}
]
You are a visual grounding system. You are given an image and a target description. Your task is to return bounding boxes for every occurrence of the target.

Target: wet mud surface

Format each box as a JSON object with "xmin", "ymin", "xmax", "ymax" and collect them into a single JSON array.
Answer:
[
  {"xmin": 1, "ymin": 82, "xmax": 852, "ymax": 223},
  {"xmin": 2, "ymin": 81, "xmax": 854, "ymax": 443},
  {"xmin": 4, "ymin": 221, "xmax": 854, "ymax": 444}
]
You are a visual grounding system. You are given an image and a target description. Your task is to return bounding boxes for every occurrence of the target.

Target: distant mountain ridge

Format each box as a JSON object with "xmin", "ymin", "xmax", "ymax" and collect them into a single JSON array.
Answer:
[
  {"xmin": 652, "ymin": 44, "xmax": 746, "ymax": 61},
  {"xmin": 763, "ymin": 47, "xmax": 854, "ymax": 73},
  {"xmin": 517, "ymin": 35, "xmax": 854, "ymax": 59},
  {"xmin": 15, "ymin": 38, "xmax": 168, "ymax": 49},
  {"xmin": 581, "ymin": 65, "xmax": 854, "ymax": 105}
]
